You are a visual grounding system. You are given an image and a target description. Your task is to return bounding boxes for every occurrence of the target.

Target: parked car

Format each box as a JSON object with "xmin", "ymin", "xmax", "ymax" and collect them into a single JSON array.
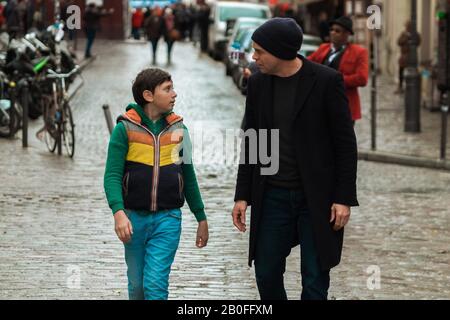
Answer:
[
  {"xmin": 224, "ymin": 17, "xmax": 266, "ymax": 76},
  {"xmin": 227, "ymin": 27, "xmax": 255, "ymax": 86},
  {"xmin": 300, "ymin": 34, "xmax": 322, "ymax": 56},
  {"xmin": 208, "ymin": 1, "xmax": 271, "ymax": 60}
]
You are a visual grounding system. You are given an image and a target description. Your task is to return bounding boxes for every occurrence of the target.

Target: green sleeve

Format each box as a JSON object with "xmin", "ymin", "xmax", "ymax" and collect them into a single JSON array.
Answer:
[
  {"xmin": 104, "ymin": 122, "xmax": 128, "ymax": 215},
  {"xmin": 181, "ymin": 126, "xmax": 207, "ymax": 222}
]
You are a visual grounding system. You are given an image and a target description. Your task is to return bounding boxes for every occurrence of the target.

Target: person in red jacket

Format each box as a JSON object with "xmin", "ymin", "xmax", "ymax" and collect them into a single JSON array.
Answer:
[
  {"xmin": 131, "ymin": 7, "xmax": 144, "ymax": 40},
  {"xmin": 308, "ymin": 16, "xmax": 368, "ymax": 124}
]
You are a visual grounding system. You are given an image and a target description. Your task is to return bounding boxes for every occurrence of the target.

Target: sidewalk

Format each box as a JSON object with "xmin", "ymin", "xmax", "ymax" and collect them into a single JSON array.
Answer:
[
  {"xmin": 356, "ymin": 75, "xmax": 450, "ymax": 170},
  {"xmin": 0, "ymin": 40, "xmax": 449, "ymax": 300}
]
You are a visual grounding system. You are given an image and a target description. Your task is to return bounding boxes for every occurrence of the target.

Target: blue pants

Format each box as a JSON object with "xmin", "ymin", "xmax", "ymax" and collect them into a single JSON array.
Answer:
[
  {"xmin": 254, "ymin": 186, "xmax": 330, "ymax": 300},
  {"xmin": 124, "ymin": 208, "xmax": 182, "ymax": 300},
  {"xmin": 85, "ymin": 28, "xmax": 96, "ymax": 57}
]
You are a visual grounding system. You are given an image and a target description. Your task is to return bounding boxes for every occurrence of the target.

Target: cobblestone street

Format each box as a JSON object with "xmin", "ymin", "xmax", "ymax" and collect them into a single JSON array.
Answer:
[{"xmin": 0, "ymin": 40, "xmax": 449, "ymax": 300}]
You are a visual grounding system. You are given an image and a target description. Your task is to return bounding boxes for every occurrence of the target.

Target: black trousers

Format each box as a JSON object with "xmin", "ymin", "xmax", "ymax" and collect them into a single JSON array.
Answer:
[{"xmin": 254, "ymin": 186, "xmax": 330, "ymax": 300}]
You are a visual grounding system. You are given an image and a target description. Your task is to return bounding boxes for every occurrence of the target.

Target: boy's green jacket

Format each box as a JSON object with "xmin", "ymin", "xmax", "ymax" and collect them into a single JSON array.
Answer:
[{"xmin": 104, "ymin": 103, "xmax": 206, "ymax": 222}]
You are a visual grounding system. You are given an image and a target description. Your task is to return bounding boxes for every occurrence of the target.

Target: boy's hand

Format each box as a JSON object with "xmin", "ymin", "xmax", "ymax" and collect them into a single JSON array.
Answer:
[
  {"xmin": 114, "ymin": 210, "xmax": 133, "ymax": 243},
  {"xmin": 196, "ymin": 220, "xmax": 209, "ymax": 248}
]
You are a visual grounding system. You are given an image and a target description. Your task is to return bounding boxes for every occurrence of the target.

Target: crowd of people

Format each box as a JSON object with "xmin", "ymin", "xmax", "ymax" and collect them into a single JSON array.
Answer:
[
  {"xmin": 0, "ymin": 0, "xmax": 47, "ymax": 35},
  {"xmin": 130, "ymin": 0, "xmax": 211, "ymax": 65}
]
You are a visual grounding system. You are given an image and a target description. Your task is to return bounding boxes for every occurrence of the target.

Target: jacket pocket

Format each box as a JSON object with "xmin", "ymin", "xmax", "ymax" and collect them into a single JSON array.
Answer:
[{"xmin": 122, "ymin": 172, "xmax": 130, "ymax": 197}]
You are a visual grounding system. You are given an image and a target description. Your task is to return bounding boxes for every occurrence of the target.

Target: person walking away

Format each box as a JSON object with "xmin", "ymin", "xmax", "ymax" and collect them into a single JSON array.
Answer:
[
  {"xmin": 196, "ymin": 0, "xmax": 210, "ymax": 53},
  {"xmin": 162, "ymin": 7, "xmax": 179, "ymax": 66},
  {"xmin": 395, "ymin": 20, "xmax": 421, "ymax": 94},
  {"xmin": 144, "ymin": 7, "xmax": 163, "ymax": 65},
  {"xmin": 83, "ymin": 2, "xmax": 114, "ymax": 59},
  {"xmin": 131, "ymin": 7, "xmax": 144, "ymax": 40}
]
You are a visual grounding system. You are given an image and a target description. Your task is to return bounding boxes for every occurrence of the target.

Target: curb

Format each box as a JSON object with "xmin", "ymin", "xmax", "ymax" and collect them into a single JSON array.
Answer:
[
  {"xmin": 67, "ymin": 56, "xmax": 96, "ymax": 101},
  {"xmin": 78, "ymin": 55, "xmax": 96, "ymax": 72},
  {"xmin": 358, "ymin": 149, "xmax": 450, "ymax": 171}
]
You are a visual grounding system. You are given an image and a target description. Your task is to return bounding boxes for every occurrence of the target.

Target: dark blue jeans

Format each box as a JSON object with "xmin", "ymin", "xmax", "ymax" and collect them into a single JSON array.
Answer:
[
  {"xmin": 85, "ymin": 28, "xmax": 96, "ymax": 57},
  {"xmin": 254, "ymin": 186, "xmax": 330, "ymax": 300}
]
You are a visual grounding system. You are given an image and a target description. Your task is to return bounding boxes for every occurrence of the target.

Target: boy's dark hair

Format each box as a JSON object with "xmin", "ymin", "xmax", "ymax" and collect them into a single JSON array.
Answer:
[{"xmin": 132, "ymin": 68, "xmax": 172, "ymax": 107}]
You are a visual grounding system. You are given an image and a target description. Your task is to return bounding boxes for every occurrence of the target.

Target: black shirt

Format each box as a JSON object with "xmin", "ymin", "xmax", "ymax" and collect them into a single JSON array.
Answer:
[{"xmin": 266, "ymin": 66, "xmax": 304, "ymax": 190}]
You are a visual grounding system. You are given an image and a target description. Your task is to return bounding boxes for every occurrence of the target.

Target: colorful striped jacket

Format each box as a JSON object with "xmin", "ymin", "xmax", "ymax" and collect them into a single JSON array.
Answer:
[{"xmin": 118, "ymin": 108, "xmax": 185, "ymax": 212}]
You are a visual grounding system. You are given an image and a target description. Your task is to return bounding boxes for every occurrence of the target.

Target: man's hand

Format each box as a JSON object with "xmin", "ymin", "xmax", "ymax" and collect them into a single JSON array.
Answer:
[
  {"xmin": 330, "ymin": 204, "xmax": 351, "ymax": 231},
  {"xmin": 232, "ymin": 201, "xmax": 247, "ymax": 232},
  {"xmin": 196, "ymin": 220, "xmax": 209, "ymax": 248},
  {"xmin": 114, "ymin": 210, "xmax": 133, "ymax": 243},
  {"xmin": 243, "ymin": 68, "xmax": 252, "ymax": 79}
]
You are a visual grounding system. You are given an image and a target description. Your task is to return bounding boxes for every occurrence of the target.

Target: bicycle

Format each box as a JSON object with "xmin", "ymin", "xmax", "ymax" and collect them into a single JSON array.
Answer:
[{"xmin": 41, "ymin": 66, "xmax": 79, "ymax": 158}]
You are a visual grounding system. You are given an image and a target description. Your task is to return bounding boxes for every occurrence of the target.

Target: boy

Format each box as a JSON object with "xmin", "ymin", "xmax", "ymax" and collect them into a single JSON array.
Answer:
[{"xmin": 104, "ymin": 68, "xmax": 209, "ymax": 300}]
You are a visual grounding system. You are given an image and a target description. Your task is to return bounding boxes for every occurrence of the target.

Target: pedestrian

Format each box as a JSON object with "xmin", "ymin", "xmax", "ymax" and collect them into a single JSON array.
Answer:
[
  {"xmin": 308, "ymin": 16, "xmax": 369, "ymax": 125},
  {"xmin": 27, "ymin": 0, "xmax": 46, "ymax": 32},
  {"xmin": 232, "ymin": 18, "xmax": 358, "ymax": 300},
  {"xmin": 131, "ymin": 7, "xmax": 144, "ymax": 40},
  {"xmin": 395, "ymin": 20, "xmax": 421, "ymax": 94},
  {"xmin": 196, "ymin": 0, "xmax": 210, "ymax": 53},
  {"xmin": 3, "ymin": 0, "xmax": 20, "ymax": 36},
  {"xmin": 104, "ymin": 68, "xmax": 209, "ymax": 300},
  {"xmin": 143, "ymin": 6, "xmax": 163, "ymax": 65},
  {"xmin": 162, "ymin": 7, "xmax": 179, "ymax": 66},
  {"xmin": 0, "ymin": 1, "xmax": 5, "ymax": 30},
  {"xmin": 318, "ymin": 11, "xmax": 330, "ymax": 42},
  {"xmin": 83, "ymin": 2, "xmax": 114, "ymax": 59}
]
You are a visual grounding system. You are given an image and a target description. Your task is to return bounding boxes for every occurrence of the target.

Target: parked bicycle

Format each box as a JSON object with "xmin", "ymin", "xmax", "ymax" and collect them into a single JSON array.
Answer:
[{"xmin": 37, "ymin": 66, "xmax": 79, "ymax": 157}]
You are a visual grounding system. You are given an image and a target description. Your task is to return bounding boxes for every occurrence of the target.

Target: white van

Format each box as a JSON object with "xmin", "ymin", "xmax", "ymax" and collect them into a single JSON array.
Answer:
[{"xmin": 208, "ymin": 1, "xmax": 271, "ymax": 60}]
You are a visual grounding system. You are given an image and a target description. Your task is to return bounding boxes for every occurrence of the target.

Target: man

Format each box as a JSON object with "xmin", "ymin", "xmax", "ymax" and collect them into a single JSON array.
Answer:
[
  {"xmin": 308, "ymin": 16, "xmax": 368, "ymax": 124},
  {"xmin": 232, "ymin": 18, "xmax": 358, "ymax": 300},
  {"xmin": 395, "ymin": 20, "xmax": 421, "ymax": 94},
  {"xmin": 4, "ymin": 0, "xmax": 21, "ymax": 36},
  {"xmin": 318, "ymin": 11, "xmax": 330, "ymax": 42},
  {"xmin": 196, "ymin": 0, "xmax": 210, "ymax": 53},
  {"xmin": 83, "ymin": 2, "xmax": 114, "ymax": 59}
]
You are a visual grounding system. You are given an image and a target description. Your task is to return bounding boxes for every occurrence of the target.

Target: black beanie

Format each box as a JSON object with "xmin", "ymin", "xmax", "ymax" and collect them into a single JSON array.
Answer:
[{"xmin": 251, "ymin": 18, "xmax": 303, "ymax": 60}]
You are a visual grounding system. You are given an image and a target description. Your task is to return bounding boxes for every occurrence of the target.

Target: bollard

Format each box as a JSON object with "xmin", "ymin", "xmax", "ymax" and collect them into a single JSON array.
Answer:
[
  {"xmin": 440, "ymin": 91, "xmax": 449, "ymax": 160},
  {"xmin": 370, "ymin": 32, "xmax": 379, "ymax": 151},
  {"xmin": 103, "ymin": 104, "xmax": 114, "ymax": 135},
  {"xmin": 21, "ymin": 81, "xmax": 29, "ymax": 148}
]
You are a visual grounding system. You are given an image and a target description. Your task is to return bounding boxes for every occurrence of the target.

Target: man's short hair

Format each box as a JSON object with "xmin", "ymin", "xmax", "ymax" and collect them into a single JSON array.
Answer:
[{"xmin": 132, "ymin": 68, "xmax": 172, "ymax": 106}]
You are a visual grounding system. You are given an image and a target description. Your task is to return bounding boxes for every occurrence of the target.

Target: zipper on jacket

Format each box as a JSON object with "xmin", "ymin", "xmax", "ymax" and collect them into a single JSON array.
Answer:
[
  {"xmin": 151, "ymin": 122, "xmax": 182, "ymax": 210},
  {"xmin": 178, "ymin": 173, "xmax": 183, "ymax": 199}
]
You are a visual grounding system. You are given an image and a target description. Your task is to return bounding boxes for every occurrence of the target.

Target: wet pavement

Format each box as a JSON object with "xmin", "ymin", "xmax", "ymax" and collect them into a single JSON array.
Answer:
[
  {"xmin": 356, "ymin": 74, "xmax": 450, "ymax": 160},
  {"xmin": 0, "ymin": 39, "xmax": 449, "ymax": 300}
]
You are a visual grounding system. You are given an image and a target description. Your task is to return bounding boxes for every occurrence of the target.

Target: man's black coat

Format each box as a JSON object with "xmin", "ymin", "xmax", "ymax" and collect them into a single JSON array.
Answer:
[{"xmin": 234, "ymin": 57, "xmax": 359, "ymax": 271}]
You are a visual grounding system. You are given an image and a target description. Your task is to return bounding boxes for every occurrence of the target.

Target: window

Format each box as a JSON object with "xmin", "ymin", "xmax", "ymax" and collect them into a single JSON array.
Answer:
[{"xmin": 219, "ymin": 7, "xmax": 268, "ymax": 22}]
